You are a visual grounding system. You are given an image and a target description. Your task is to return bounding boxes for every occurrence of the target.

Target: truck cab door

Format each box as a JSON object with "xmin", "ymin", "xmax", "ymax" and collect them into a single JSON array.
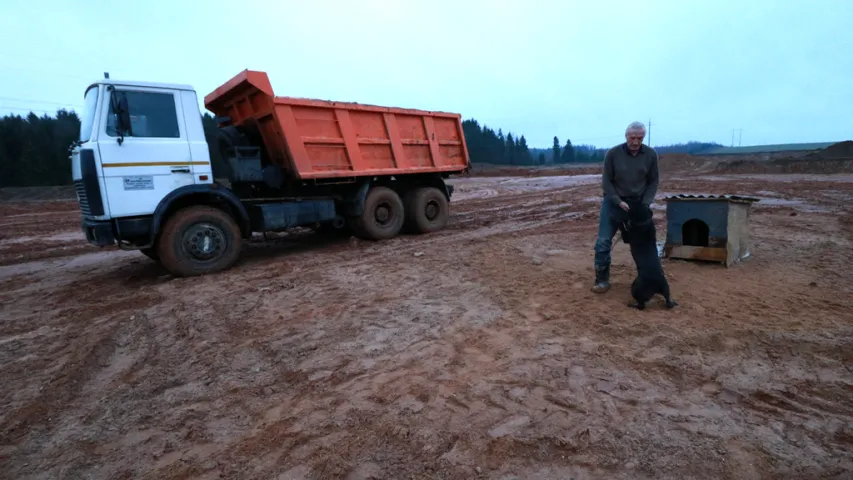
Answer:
[{"xmin": 97, "ymin": 86, "xmax": 195, "ymax": 218}]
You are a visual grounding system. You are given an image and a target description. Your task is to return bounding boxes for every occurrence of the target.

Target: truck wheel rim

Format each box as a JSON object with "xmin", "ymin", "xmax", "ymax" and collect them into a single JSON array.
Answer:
[
  {"xmin": 183, "ymin": 223, "xmax": 225, "ymax": 261},
  {"xmin": 375, "ymin": 203, "xmax": 391, "ymax": 225},
  {"xmin": 425, "ymin": 201, "xmax": 439, "ymax": 221}
]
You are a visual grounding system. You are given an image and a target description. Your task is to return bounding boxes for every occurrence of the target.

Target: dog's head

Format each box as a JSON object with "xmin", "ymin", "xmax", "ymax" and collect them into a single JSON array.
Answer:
[
  {"xmin": 616, "ymin": 200, "xmax": 655, "ymax": 244},
  {"xmin": 626, "ymin": 201, "xmax": 653, "ymax": 226},
  {"xmin": 614, "ymin": 201, "xmax": 653, "ymax": 229}
]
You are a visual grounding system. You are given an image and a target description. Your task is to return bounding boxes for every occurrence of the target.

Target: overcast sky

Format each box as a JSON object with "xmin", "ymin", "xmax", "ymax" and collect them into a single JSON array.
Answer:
[{"xmin": 1, "ymin": 0, "xmax": 850, "ymax": 149}]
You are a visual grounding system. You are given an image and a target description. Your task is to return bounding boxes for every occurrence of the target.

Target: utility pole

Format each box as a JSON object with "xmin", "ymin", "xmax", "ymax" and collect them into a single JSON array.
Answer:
[
  {"xmin": 648, "ymin": 118, "xmax": 652, "ymax": 146},
  {"xmin": 732, "ymin": 128, "xmax": 743, "ymax": 146}
]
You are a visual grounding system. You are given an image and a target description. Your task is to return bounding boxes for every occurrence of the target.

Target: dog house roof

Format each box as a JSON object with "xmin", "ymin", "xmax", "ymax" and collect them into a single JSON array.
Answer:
[{"xmin": 663, "ymin": 194, "xmax": 760, "ymax": 203}]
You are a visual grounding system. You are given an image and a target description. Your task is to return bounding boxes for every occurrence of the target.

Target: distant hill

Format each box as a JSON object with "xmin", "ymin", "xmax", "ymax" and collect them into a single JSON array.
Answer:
[
  {"xmin": 529, "ymin": 141, "xmax": 724, "ymax": 164},
  {"xmin": 700, "ymin": 142, "xmax": 836, "ymax": 156},
  {"xmin": 653, "ymin": 141, "xmax": 724, "ymax": 155}
]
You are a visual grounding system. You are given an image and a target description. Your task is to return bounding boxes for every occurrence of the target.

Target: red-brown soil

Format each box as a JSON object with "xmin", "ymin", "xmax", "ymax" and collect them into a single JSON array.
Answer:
[{"xmin": 2, "ymin": 172, "xmax": 853, "ymax": 479}]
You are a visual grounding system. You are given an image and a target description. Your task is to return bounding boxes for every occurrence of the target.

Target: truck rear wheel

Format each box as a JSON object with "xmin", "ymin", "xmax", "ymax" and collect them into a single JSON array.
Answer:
[
  {"xmin": 355, "ymin": 186, "xmax": 404, "ymax": 240},
  {"xmin": 404, "ymin": 186, "xmax": 449, "ymax": 234},
  {"xmin": 157, "ymin": 206, "xmax": 242, "ymax": 277}
]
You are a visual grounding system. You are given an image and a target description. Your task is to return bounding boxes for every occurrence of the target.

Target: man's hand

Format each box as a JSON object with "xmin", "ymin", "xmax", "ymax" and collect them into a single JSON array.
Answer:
[{"xmin": 619, "ymin": 201, "xmax": 630, "ymax": 212}]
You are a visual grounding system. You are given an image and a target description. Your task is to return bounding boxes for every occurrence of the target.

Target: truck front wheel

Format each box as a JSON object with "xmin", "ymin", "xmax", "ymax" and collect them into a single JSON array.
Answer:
[
  {"xmin": 355, "ymin": 186, "xmax": 404, "ymax": 240},
  {"xmin": 404, "ymin": 186, "xmax": 449, "ymax": 234},
  {"xmin": 157, "ymin": 206, "xmax": 242, "ymax": 277}
]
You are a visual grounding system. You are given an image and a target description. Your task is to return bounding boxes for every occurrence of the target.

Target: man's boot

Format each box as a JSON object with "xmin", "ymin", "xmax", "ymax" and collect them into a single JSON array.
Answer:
[{"xmin": 591, "ymin": 265, "xmax": 610, "ymax": 293}]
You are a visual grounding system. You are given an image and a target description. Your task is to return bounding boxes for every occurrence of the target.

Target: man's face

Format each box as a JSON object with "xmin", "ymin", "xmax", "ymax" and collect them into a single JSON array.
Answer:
[{"xmin": 625, "ymin": 129, "xmax": 645, "ymax": 152}]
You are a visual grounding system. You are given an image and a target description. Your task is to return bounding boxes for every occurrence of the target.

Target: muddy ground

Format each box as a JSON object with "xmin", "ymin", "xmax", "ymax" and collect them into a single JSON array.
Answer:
[{"xmin": 2, "ymin": 172, "xmax": 853, "ymax": 480}]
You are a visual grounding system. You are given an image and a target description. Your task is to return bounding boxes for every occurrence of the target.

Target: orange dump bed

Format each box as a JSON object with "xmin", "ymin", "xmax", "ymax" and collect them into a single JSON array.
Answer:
[{"xmin": 204, "ymin": 70, "xmax": 470, "ymax": 180}]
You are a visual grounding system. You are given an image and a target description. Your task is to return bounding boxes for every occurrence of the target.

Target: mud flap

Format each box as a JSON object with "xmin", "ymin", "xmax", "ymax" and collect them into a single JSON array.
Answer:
[
  {"xmin": 342, "ymin": 182, "xmax": 371, "ymax": 217},
  {"xmin": 82, "ymin": 219, "xmax": 116, "ymax": 247}
]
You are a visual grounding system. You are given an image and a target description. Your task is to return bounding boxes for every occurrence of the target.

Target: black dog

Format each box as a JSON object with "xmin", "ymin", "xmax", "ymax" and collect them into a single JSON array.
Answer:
[{"xmin": 614, "ymin": 200, "xmax": 678, "ymax": 310}]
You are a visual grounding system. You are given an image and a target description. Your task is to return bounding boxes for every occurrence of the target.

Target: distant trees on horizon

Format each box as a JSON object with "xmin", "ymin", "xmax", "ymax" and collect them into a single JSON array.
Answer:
[
  {"xmin": 462, "ymin": 118, "xmax": 723, "ymax": 166},
  {"xmin": 0, "ymin": 108, "xmax": 722, "ymax": 187},
  {"xmin": 0, "ymin": 109, "xmax": 227, "ymax": 188}
]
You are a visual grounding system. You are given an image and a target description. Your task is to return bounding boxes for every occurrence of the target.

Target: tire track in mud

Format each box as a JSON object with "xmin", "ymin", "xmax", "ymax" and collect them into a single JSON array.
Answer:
[
  {"xmin": 117, "ymin": 258, "xmax": 505, "ymax": 479},
  {"xmin": 4, "ymin": 175, "xmax": 853, "ymax": 479},
  {"xmin": 0, "ymin": 310, "xmax": 160, "ymax": 455},
  {"xmin": 220, "ymin": 182, "xmax": 602, "ymax": 283},
  {"xmin": 428, "ymin": 183, "xmax": 853, "ymax": 477}
]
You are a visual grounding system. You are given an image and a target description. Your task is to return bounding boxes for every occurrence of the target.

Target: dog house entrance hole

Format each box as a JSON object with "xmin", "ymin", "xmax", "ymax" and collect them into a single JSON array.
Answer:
[{"xmin": 682, "ymin": 219, "xmax": 710, "ymax": 247}]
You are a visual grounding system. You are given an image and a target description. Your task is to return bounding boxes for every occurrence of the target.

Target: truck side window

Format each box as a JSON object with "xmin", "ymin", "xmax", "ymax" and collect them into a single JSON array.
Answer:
[{"xmin": 106, "ymin": 90, "xmax": 180, "ymax": 139}]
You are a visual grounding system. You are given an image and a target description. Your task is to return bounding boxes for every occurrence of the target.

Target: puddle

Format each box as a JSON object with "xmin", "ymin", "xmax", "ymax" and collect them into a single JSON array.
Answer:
[
  {"xmin": 498, "ymin": 174, "xmax": 600, "ymax": 187},
  {"xmin": 0, "ymin": 231, "xmax": 84, "ymax": 246},
  {"xmin": 0, "ymin": 249, "xmax": 137, "ymax": 279},
  {"xmin": 450, "ymin": 175, "xmax": 602, "ymax": 200},
  {"xmin": 756, "ymin": 198, "xmax": 802, "ymax": 207},
  {"xmin": 656, "ymin": 191, "xmax": 830, "ymax": 212},
  {"xmin": 753, "ymin": 197, "xmax": 830, "ymax": 213}
]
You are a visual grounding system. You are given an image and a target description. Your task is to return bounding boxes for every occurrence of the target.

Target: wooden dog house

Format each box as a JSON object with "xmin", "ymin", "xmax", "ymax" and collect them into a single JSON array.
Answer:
[{"xmin": 662, "ymin": 194, "xmax": 760, "ymax": 266}]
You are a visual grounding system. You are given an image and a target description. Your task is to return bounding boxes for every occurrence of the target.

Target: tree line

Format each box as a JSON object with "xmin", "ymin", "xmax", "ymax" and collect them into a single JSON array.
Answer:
[
  {"xmin": 462, "ymin": 118, "xmax": 721, "ymax": 165},
  {"xmin": 461, "ymin": 119, "xmax": 605, "ymax": 166},
  {"xmin": 0, "ymin": 109, "xmax": 227, "ymax": 188},
  {"xmin": 0, "ymin": 108, "xmax": 722, "ymax": 187}
]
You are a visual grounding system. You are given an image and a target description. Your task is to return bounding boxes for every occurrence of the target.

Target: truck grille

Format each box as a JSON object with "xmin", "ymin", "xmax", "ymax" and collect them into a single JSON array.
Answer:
[{"xmin": 74, "ymin": 180, "xmax": 91, "ymax": 215}]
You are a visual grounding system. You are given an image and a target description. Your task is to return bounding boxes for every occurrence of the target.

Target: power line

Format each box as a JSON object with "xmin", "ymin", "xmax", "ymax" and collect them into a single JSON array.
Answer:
[
  {"xmin": 0, "ymin": 53, "xmax": 136, "ymax": 73},
  {"xmin": 572, "ymin": 134, "xmax": 625, "ymax": 142},
  {"xmin": 731, "ymin": 128, "xmax": 743, "ymax": 147},
  {"xmin": 648, "ymin": 118, "xmax": 652, "ymax": 146},
  {"xmin": 0, "ymin": 64, "xmax": 94, "ymax": 81},
  {"xmin": 0, "ymin": 96, "xmax": 83, "ymax": 109},
  {"xmin": 0, "ymin": 105, "xmax": 75, "ymax": 115}
]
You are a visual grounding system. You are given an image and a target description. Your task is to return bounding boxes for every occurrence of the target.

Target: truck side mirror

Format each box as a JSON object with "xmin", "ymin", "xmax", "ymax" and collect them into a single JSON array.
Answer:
[
  {"xmin": 110, "ymin": 91, "xmax": 132, "ymax": 145},
  {"xmin": 117, "ymin": 95, "xmax": 131, "ymax": 136}
]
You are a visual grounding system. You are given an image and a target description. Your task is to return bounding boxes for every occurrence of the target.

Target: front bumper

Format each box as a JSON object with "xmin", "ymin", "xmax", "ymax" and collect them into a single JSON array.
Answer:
[{"xmin": 82, "ymin": 218, "xmax": 116, "ymax": 247}]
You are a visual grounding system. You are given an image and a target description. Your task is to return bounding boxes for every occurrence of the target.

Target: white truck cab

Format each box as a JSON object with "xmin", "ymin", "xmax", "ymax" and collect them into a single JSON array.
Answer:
[
  {"xmin": 73, "ymin": 78, "xmax": 212, "ymax": 220},
  {"xmin": 71, "ymin": 76, "xmax": 250, "ymax": 276}
]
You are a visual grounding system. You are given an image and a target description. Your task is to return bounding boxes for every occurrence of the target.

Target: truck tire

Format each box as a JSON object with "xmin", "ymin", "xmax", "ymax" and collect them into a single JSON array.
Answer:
[
  {"xmin": 403, "ymin": 186, "xmax": 449, "ymax": 234},
  {"xmin": 157, "ymin": 206, "xmax": 242, "ymax": 277},
  {"xmin": 355, "ymin": 186, "xmax": 404, "ymax": 240}
]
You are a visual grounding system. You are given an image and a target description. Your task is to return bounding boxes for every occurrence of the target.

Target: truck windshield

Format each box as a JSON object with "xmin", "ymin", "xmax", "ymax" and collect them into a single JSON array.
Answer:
[{"xmin": 78, "ymin": 86, "xmax": 99, "ymax": 142}]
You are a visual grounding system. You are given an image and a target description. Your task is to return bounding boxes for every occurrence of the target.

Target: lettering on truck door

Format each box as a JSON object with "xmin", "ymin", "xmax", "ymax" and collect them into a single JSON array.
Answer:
[{"xmin": 98, "ymin": 87, "xmax": 196, "ymax": 217}]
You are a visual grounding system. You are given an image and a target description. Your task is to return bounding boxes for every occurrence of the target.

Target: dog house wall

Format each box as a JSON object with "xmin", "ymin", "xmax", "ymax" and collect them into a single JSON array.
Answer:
[
  {"xmin": 725, "ymin": 202, "xmax": 753, "ymax": 265},
  {"xmin": 665, "ymin": 200, "xmax": 730, "ymax": 248},
  {"xmin": 663, "ymin": 194, "xmax": 760, "ymax": 266}
]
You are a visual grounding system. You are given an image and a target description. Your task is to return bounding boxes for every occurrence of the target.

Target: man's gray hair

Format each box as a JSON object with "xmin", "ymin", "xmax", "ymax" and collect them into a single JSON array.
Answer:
[{"xmin": 625, "ymin": 121, "xmax": 646, "ymax": 134}]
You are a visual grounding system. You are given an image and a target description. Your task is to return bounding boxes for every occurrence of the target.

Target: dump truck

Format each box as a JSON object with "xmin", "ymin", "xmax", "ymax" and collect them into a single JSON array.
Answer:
[{"xmin": 70, "ymin": 70, "xmax": 470, "ymax": 276}]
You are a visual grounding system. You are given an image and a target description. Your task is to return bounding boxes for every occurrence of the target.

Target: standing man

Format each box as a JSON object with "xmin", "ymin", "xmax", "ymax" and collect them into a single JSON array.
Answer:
[{"xmin": 591, "ymin": 121, "xmax": 660, "ymax": 293}]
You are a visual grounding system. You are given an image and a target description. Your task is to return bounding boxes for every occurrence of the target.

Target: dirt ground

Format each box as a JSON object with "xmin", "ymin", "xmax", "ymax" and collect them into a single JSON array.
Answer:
[{"xmin": 2, "ymin": 172, "xmax": 853, "ymax": 480}]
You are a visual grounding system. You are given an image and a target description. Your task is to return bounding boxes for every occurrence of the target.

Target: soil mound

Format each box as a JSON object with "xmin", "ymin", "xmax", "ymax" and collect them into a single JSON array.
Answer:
[{"xmin": 819, "ymin": 140, "xmax": 853, "ymax": 159}]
